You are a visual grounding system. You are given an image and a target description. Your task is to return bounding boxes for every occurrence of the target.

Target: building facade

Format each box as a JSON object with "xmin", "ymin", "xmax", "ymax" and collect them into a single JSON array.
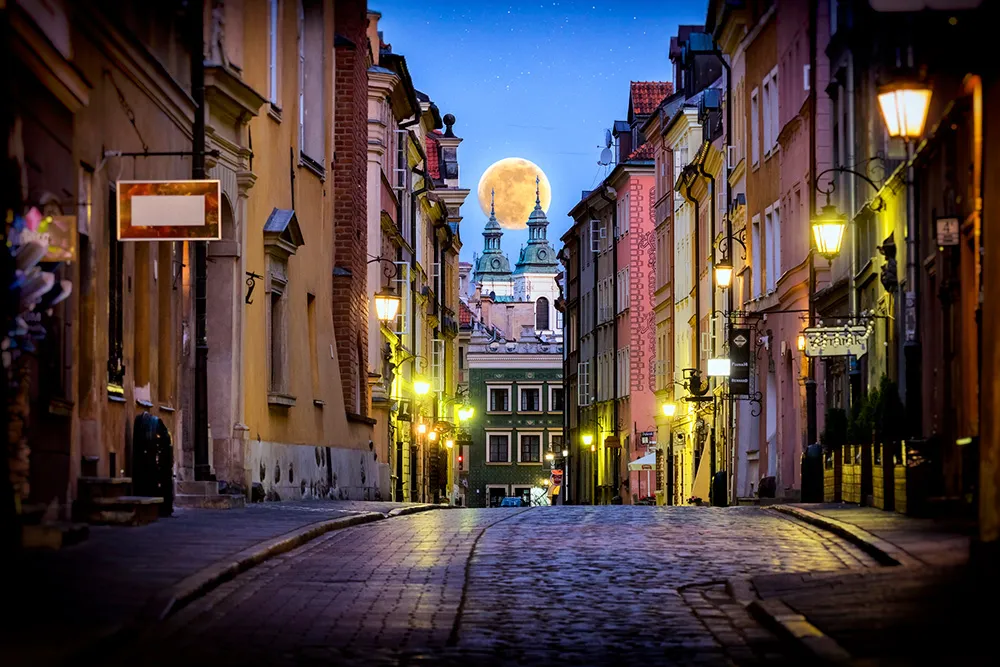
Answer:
[{"xmin": 465, "ymin": 325, "xmax": 563, "ymax": 508}]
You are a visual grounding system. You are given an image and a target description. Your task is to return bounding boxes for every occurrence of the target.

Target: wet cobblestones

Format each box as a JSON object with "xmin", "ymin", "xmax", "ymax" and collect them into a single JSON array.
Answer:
[{"xmin": 109, "ymin": 506, "xmax": 877, "ymax": 667}]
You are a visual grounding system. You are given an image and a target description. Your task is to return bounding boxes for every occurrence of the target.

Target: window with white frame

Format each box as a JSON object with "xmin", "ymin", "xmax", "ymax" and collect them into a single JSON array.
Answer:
[
  {"xmin": 617, "ymin": 347, "xmax": 631, "ymax": 398},
  {"xmin": 751, "ymin": 214, "xmax": 762, "ymax": 298},
  {"xmin": 618, "ymin": 192, "xmax": 631, "ymax": 236},
  {"xmin": 765, "ymin": 202, "xmax": 781, "ymax": 292},
  {"xmin": 268, "ymin": 0, "xmax": 281, "ymax": 107},
  {"xmin": 550, "ymin": 433, "xmax": 564, "ymax": 452},
  {"xmin": 518, "ymin": 433, "xmax": 542, "ymax": 463},
  {"xmin": 763, "ymin": 67, "xmax": 779, "ymax": 156},
  {"xmin": 431, "ymin": 338, "xmax": 445, "ymax": 392},
  {"xmin": 549, "ymin": 385, "xmax": 564, "ymax": 412},
  {"xmin": 750, "ymin": 87, "xmax": 760, "ymax": 166},
  {"xmin": 578, "ymin": 361, "xmax": 591, "ymax": 405},
  {"xmin": 674, "ymin": 145, "xmax": 688, "ymax": 187},
  {"xmin": 535, "ymin": 297, "xmax": 550, "ymax": 330},
  {"xmin": 392, "ymin": 262, "xmax": 411, "ymax": 335},
  {"xmin": 488, "ymin": 386, "xmax": 510, "ymax": 412},
  {"xmin": 487, "ymin": 433, "xmax": 511, "ymax": 463},
  {"xmin": 519, "ymin": 386, "xmax": 541, "ymax": 412},
  {"xmin": 298, "ymin": 0, "xmax": 324, "ymax": 166}
]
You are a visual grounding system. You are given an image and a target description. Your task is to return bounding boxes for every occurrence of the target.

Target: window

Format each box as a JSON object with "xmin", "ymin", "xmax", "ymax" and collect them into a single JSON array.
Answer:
[
  {"xmin": 519, "ymin": 434, "xmax": 541, "ymax": 463},
  {"xmin": 298, "ymin": 0, "xmax": 324, "ymax": 167},
  {"xmin": 535, "ymin": 296, "xmax": 549, "ymax": 330},
  {"xmin": 392, "ymin": 262, "xmax": 411, "ymax": 335},
  {"xmin": 762, "ymin": 78, "xmax": 772, "ymax": 154},
  {"xmin": 268, "ymin": 0, "xmax": 280, "ymax": 107},
  {"xmin": 830, "ymin": 0, "xmax": 839, "ymax": 35},
  {"xmin": 550, "ymin": 386, "xmax": 564, "ymax": 412},
  {"xmin": 550, "ymin": 434, "xmax": 564, "ymax": 452},
  {"xmin": 617, "ymin": 347, "xmax": 631, "ymax": 398},
  {"xmin": 488, "ymin": 433, "xmax": 511, "ymax": 463},
  {"xmin": 268, "ymin": 272, "xmax": 288, "ymax": 393},
  {"xmin": 750, "ymin": 87, "xmax": 760, "ymax": 165},
  {"xmin": 762, "ymin": 68, "xmax": 779, "ymax": 156},
  {"xmin": 751, "ymin": 214, "xmax": 762, "ymax": 298},
  {"xmin": 307, "ymin": 293, "xmax": 319, "ymax": 396},
  {"xmin": 673, "ymin": 146, "xmax": 688, "ymax": 187},
  {"xmin": 458, "ymin": 346, "xmax": 464, "ymax": 370},
  {"xmin": 764, "ymin": 203, "xmax": 781, "ymax": 292},
  {"xmin": 107, "ymin": 187, "xmax": 124, "ymax": 393},
  {"xmin": 488, "ymin": 386, "xmax": 510, "ymax": 412},
  {"xmin": 578, "ymin": 361, "xmax": 590, "ymax": 406},
  {"xmin": 617, "ymin": 192, "xmax": 630, "ymax": 236},
  {"xmin": 519, "ymin": 386, "xmax": 541, "ymax": 412},
  {"xmin": 432, "ymin": 338, "xmax": 444, "ymax": 392}
]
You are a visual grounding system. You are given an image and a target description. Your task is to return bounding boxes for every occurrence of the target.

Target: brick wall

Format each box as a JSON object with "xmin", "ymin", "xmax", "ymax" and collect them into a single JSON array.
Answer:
[{"xmin": 333, "ymin": 0, "xmax": 369, "ymax": 416}]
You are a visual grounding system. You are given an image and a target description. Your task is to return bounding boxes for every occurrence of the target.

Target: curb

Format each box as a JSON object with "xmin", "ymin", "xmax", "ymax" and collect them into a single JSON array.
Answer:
[
  {"xmin": 747, "ymin": 598, "xmax": 853, "ymax": 665},
  {"xmin": 65, "ymin": 503, "xmax": 443, "ymax": 665},
  {"xmin": 770, "ymin": 504, "xmax": 922, "ymax": 567}
]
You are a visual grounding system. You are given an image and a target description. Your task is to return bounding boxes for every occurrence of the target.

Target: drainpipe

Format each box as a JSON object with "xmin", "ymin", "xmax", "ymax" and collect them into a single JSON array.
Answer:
[
  {"xmin": 589, "ymin": 205, "xmax": 599, "ymax": 504},
  {"xmin": 846, "ymin": 54, "xmax": 860, "ymax": 411},
  {"xmin": 599, "ymin": 186, "xmax": 619, "ymax": 504},
  {"xmin": 696, "ymin": 158, "xmax": 718, "ymax": 491},
  {"xmin": 806, "ymin": 0, "xmax": 819, "ymax": 452}
]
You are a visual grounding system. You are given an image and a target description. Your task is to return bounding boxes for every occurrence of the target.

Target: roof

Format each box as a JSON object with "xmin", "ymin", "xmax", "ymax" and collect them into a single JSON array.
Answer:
[
  {"xmin": 627, "ymin": 142, "xmax": 655, "ymax": 161},
  {"xmin": 425, "ymin": 131, "xmax": 441, "ymax": 180},
  {"xmin": 630, "ymin": 81, "xmax": 674, "ymax": 116},
  {"xmin": 459, "ymin": 300, "xmax": 474, "ymax": 327}
]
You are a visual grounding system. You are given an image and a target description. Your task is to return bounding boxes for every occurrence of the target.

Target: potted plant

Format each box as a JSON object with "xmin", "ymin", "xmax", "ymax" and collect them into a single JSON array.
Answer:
[
  {"xmin": 821, "ymin": 408, "xmax": 847, "ymax": 502},
  {"xmin": 843, "ymin": 394, "xmax": 869, "ymax": 504},
  {"xmin": 871, "ymin": 375, "xmax": 904, "ymax": 511}
]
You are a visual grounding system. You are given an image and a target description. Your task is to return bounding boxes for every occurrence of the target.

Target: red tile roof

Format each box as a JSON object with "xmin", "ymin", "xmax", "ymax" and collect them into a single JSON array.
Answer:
[
  {"xmin": 425, "ymin": 131, "xmax": 441, "ymax": 180},
  {"xmin": 459, "ymin": 300, "xmax": 474, "ymax": 326},
  {"xmin": 627, "ymin": 142, "xmax": 655, "ymax": 161},
  {"xmin": 630, "ymin": 81, "xmax": 673, "ymax": 116}
]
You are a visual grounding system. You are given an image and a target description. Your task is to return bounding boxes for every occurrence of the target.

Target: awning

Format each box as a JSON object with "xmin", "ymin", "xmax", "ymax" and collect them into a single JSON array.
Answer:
[{"xmin": 628, "ymin": 452, "xmax": 657, "ymax": 471}]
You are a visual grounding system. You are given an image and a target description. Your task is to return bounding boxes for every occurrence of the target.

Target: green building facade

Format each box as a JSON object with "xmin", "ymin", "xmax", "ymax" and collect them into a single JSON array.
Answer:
[{"xmin": 465, "ymin": 329, "xmax": 564, "ymax": 508}]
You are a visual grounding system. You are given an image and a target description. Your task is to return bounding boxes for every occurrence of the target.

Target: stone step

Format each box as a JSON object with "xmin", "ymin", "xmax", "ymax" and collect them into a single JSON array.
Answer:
[
  {"xmin": 21, "ymin": 522, "xmax": 89, "ymax": 550},
  {"xmin": 174, "ymin": 493, "xmax": 246, "ymax": 510},
  {"xmin": 175, "ymin": 480, "xmax": 220, "ymax": 496},
  {"xmin": 77, "ymin": 476, "xmax": 133, "ymax": 502},
  {"xmin": 83, "ymin": 495, "xmax": 163, "ymax": 526}
]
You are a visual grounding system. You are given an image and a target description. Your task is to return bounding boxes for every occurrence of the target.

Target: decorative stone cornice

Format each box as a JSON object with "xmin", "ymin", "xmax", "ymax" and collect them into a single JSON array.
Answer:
[{"xmin": 236, "ymin": 170, "xmax": 257, "ymax": 198}]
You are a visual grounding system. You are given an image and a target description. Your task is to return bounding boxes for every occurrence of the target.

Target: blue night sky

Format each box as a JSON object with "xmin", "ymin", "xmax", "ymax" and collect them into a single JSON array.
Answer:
[{"xmin": 372, "ymin": 0, "xmax": 708, "ymax": 265}]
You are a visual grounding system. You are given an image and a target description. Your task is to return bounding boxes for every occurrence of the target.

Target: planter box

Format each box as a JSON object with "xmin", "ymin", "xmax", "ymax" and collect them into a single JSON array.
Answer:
[
  {"xmin": 823, "ymin": 447, "xmax": 842, "ymax": 502},
  {"xmin": 842, "ymin": 445, "xmax": 861, "ymax": 505}
]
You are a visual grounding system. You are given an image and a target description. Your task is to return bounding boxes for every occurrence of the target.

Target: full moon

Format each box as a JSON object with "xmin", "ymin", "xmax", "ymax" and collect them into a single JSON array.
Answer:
[{"xmin": 477, "ymin": 158, "xmax": 551, "ymax": 230}]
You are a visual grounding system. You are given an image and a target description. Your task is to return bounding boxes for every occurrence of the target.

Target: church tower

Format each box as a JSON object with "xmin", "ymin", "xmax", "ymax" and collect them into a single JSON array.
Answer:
[
  {"xmin": 513, "ymin": 177, "xmax": 560, "ymax": 329},
  {"xmin": 473, "ymin": 189, "xmax": 514, "ymax": 298}
]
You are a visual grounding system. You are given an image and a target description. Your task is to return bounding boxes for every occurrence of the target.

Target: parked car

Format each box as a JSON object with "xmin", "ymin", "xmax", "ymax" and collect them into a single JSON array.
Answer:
[{"xmin": 499, "ymin": 496, "xmax": 526, "ymax": 507}]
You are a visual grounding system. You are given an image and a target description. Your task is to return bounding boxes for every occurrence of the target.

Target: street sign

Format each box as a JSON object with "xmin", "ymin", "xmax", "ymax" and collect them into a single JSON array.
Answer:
[
  {"xmin": 640, "ymin": 431, "xmax": 655, "ymax": 447},
  {"xmin": 117, "ymin": 180, "xmax": 222, "ymax": 241},
  {"xmin": 729, "ymin": 328, "xmax": 751, "ymax": 395},
  {"xmin": 803, "ymin": 325, "xmax": 871, "ymax": 358},
  {"xmin": 936, "ymin": 217, "xmax": 960, "ymax": 246}
]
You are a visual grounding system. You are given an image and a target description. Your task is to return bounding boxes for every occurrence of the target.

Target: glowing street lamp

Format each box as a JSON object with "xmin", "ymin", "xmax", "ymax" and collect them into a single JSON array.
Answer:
[
  {"xmin": 714, "ymin": 258, "xmax": 733, "ymax": 289},
  {"xmin": 878, "ymin": 79, "xmax": 932, "ymax": 140},
  {"xmin": 581, "ymin": 433, "xmax": 593, "ymax": 446},
  {"xmin": 545, "ymin": 452, "xmax": 555, "ymax": 462},
  {"xmin": 811, "ymin": 203, "xmax": 847, "ymax": 260},
  {"xmin": 445, "ymin": 439, "xmax": 454, "ymax": 449},
  {"xmin": 661, "ymin": 402, "xmax": 677, "ymax": 418},
  {"xmin": 427, "ymin": 430, "xmax": 438, "ymax": 442},
  {"xmin": 373, "ymin": 288, "xmax": 401, "ymax": 324},
  {"xmin": 561, "ymin": 449, "xmax": 569, "ymax": 457},
  {"xmin": 457, "ymin": 406, "xmax": 474, "ymax": 422},
  {"xmin": 416, "ymin": 422, "xmax": 427, "ymax": 435},
  {"xmin": 413, "ymin": 379, "xmax": 431, "ymax": 396},
  {"xmin": 797, "ymin": 333, "xmax": 807, "ymax": 352}
]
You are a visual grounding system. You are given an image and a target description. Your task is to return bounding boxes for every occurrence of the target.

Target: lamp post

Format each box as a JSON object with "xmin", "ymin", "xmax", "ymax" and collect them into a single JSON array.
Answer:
[
  {"xmin": 582, "ymin": 433, "xmax": 595, "ymax": 505},
  {"xmin": 877, "ymin": 75, "xmax": 931, "ymax": 434},
  {"xmin": 661, "ymin": 402, "xmax": 676, "ymax": 505}
]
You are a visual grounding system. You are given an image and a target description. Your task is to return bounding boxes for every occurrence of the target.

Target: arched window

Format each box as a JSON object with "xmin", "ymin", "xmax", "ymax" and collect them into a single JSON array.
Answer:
[{"xmin": 535, "ymin": 297, "xmax": 550, "ymax": 330}]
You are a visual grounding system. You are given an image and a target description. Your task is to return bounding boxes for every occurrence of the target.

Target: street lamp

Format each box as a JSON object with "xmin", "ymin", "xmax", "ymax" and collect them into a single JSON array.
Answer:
[
  {"xmin": 413, "ymin": 379, "xmax": 431, "ymax": 396},
  {"xmin": 714, "ymin": 258, "xmax": 733, "ymax": 289},
  {"xmin": 561, "ymin": 449, "xmax": 569, "ymax": 457},
  {"xmin": 877, "ymin": 79, "xmax": 932, "ymax": 140},
  {"xmin": 811, "ymin": 203, "xmax": 848, "ymax": 260},
  {"xmin": 582, "ymin": 433, "xmax": 593, "ymax": 447},
  {"xmin": 416, "ymin": 422, "xmax": 427, "ymax": 435},
  {"xmin": 373, "ymin": 287, "xmax": 401, "ymax": 324},
  {"xmin": 445, "ymin": 439, "xmax": 454, "ymax": 449},
  {"xmin": 427, "ymin": 430, "xmax": 438, "ymax": 442},
  {"xmin": 457, "ymin": 406, "xmax": 474, "ymax": 422},
  {"xmin": 545, "ymin": 452, "xmax": 555, "ymax": 462},
  {"xmin": 797, "ymin": 333, "xmax": 807, "ymax": 352},
  {"xmin": 661, "ymin": 402, "xmax": 677, "ymax": 418}
]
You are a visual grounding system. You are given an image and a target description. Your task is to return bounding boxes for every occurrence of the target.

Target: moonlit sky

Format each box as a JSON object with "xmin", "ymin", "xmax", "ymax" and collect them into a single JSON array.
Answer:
[{"xmin": 372, "ymin": 0, "xmax": 708, "ymax": 265}]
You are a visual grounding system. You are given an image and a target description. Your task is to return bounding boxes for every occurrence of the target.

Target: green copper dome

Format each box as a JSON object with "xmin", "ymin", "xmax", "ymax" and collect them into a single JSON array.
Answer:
[
  {"xmin": 474, "ymin": 189, "xmax": 512, "ymax": 280},
  {"xmin": 513, "ymin": 176, "xmax": 559, "ymax": 275}
]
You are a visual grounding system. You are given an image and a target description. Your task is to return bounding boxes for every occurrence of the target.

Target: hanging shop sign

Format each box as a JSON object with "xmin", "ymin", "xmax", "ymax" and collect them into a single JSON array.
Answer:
[
  {"xmin": 803, "ymin": 324, "xmax": 872, "ymax": 358},
  {"xmin": 640, "ymin": 431, "xmax": 656, "ymax": 448},
  {"xmin": 729, "ymin": 327, "xmax": 751, "ymax": 396},
  {"xmin": 935, "ymin": 217, "xmax": 960, "ymax": 247},
  {"xmin": 117, "ymin": 180, "xmax": 221, "ymax": 241}
]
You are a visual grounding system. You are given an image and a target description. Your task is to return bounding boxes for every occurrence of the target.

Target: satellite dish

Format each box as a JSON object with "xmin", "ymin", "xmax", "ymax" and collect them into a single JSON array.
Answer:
[
  {"xmin": 598, "ymin": 147, "xmax": 613, "ymax": 166},
  {"xmin": 604, "ymin": 129, "xmax": 613, "ymax": 147}
]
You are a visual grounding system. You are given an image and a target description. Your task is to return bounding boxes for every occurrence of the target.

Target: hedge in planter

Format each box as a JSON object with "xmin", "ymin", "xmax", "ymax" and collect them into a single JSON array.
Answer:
[{"xmin": 821, "ymin": 407, "xmax": 847, "ymax": 502}]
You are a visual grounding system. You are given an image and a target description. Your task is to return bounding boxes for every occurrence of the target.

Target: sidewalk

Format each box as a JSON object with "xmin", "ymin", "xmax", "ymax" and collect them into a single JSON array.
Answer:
[
  {"xmin": 750, "ymin": 504, "xmax": 991, "ymax": 665},
  {"xmin": 8, "ymin": 499, "xmax": 440, "ymax": 667}
]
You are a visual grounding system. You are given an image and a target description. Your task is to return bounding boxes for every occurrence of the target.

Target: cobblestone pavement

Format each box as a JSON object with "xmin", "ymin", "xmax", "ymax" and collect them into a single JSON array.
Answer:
[
  {"xmin": 7, "ymin": 499, "xmax": 431, "ymax": 667},
  {"xmin": 106, "ymin": 506, "xmax": 879, "ymax": 667}
]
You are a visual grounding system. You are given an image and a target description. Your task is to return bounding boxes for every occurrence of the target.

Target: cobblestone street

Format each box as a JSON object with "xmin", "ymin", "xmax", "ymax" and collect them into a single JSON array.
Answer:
[{"xmin": 106, "ymin": 506, "xmax": 877, "ymax": 666}]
